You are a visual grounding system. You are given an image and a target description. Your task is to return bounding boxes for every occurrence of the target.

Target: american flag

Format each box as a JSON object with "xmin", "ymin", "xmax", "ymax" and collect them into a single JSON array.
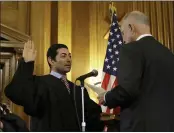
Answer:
[{"xmin": 101, "ymin": 12, "xmax": 123, "ymax": 114}]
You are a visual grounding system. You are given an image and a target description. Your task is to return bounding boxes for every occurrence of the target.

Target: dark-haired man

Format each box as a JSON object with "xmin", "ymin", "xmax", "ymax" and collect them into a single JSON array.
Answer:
[{"xmin": 5, "ymin": 41, "xmax": 104, "ymax": 131}]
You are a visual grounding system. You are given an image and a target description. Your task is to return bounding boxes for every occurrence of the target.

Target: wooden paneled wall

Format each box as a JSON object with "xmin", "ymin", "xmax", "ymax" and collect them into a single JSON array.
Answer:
[
  {"xmin": 55, "ymin": 1, "xmax": 174, "ymax": 83},
  {"xmin": 126, "ymin": 1, "xmax": 174, "ymax": 52},
  {"xmin": 1, "ymin": 1, "xmax": 51, "ymax": 126},
  {"xmin": 1, "ymin": 1, "xmax": 173, "ymax": 81},
  {"xmin": 1, "ymin": 1, "xmax": 30, "ymax": 34}
]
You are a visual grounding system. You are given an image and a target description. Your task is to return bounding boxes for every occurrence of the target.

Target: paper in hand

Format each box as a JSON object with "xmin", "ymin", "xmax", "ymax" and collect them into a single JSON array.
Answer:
[{"xmin": 85, "ymin": 82, "xmax": 106, "ymax": 95}]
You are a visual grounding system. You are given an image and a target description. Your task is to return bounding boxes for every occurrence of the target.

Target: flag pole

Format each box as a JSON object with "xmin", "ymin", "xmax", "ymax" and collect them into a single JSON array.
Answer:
[
  {"xmin": 104, "ymin": 1, "xmax": 117, "ymax": 40},
  {"xmin": 109, "ymin": 1, "xmax": 117, "ymax": 22},
  {"xmin": 102, "ymin": 1, "xmax": 120, "ymax": 132}
]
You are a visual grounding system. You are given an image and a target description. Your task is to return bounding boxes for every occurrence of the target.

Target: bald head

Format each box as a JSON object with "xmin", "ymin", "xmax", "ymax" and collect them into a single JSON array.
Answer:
[
  {"xmin": 121, "ymin": 11, "xmax": 151, "ymax": 44},
  {"xmin": 124, "ymin": 11, "xmax": 150, "ymax": 26}
]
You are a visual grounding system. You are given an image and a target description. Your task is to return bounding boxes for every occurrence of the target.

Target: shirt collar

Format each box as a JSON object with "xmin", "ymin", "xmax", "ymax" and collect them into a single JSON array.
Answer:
[
  {"xmin": 136, "ymin": 34, "xmax": 152, "ymax": 41},
  {"xmin": 50, "ymin": 71, "xmax": 66, "ymax": 79}
]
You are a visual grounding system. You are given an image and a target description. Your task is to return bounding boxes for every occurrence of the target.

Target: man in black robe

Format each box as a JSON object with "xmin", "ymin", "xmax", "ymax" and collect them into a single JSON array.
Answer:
[
  {"xmin": 5, "ymin": 41, "xmax": 104, "ymax": 131},
  {"xmin": 98, "ymin": 11, "xmax": 174, "ymax": 131}
]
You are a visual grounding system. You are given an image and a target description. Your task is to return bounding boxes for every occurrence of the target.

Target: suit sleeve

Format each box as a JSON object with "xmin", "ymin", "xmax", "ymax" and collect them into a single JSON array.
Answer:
[
  {"xmin": 4, "ymin": 58, "xmax": 45, "ymax": 116},
  {"xmin": 105, "ymin": 44, "xmax": 144, "ymax": 109},
  {"xmin": 84, "ymin": 89, "xmax": 104, "ymax": 131}
]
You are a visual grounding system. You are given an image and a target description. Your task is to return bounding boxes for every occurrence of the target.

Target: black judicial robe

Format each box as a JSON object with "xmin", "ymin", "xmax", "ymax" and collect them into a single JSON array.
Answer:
[{"xmin": 5, "ymin": 59, "xmax": 104, "ymax": 131}]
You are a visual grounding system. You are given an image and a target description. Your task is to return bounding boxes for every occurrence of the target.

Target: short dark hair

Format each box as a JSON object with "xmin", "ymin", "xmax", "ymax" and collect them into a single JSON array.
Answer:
[{"xmin": 47, "ymin": 44, "xmax": 68, "ymax": 67}]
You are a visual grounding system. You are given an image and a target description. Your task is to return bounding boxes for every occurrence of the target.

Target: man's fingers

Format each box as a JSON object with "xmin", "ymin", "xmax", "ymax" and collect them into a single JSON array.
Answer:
[
  {"xmin": 99, "ymin": 99, "xmax": 104, "ymax": 105},
  {"xmin": 26, "ymin": 40, "xmax": 31, "ymax": 49},
  {"xmin": 31, "ymin": 40, "xmax": 35, "ymax": 50},
  {"xmin": 29, "ymin": 40, "xmax": 32, "ymax": 49},
  {"xmin": 0, "ymin": 121, "xmax": 3, "ymax": 129},
  {"xmin": 24, "ymin": 41, "xmax": 28, "ymax": 49},
  {"xmin": 25, "ymin": 40, "xmax": 35, "ymax": 50},
  {"xmin": 33, "ymin": 50, "xmax": 37, "ymax": 59},
  {"xmin": 25, "ymin": 40, "xmax": 31, "ymax": 49}
]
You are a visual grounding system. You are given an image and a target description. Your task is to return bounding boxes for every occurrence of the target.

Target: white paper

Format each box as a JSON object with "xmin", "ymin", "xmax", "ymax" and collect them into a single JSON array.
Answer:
[{"xmin": 85, "ymin": 82, "xmax": 106, "ymax": 95}]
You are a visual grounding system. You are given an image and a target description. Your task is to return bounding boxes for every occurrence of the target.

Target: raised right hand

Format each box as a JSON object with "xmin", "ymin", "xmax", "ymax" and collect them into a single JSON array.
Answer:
[{"xmin": 22, "ymin": 40, "xmax": 37, "ymax": 62}]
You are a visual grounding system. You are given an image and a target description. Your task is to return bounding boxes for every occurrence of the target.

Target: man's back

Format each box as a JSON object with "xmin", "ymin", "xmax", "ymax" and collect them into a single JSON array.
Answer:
[{"xmin": 120, "ymin": 36, "xmax": 174, "ymax": 131}]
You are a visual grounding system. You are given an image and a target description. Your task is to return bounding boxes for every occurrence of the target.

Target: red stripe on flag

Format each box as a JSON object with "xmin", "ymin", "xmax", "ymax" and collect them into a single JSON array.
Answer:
[
  {"xmin": 113, "ymin": 106, "xmax": 121, "ymax": 114},
  {"xmin": 106, "ymin": 107, "xmax": 111, "ymax": 113},
  {"xmin": 112, "ymin": 79, "xmax": 121, "ymax": 115},
  {"xmin": 101, "ymin": 73, "xmax": 111, "ymax": 90},
  {"xmin": 112, "ymin": 78, "xmax": 118, "ymax": 88}
]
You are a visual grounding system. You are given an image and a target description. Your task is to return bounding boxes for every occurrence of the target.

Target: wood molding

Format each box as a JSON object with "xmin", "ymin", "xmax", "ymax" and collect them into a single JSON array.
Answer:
[
  {"xmin": 0, "ymin": 52, "xmax": 13, "ymax": 57},
  {"xmin": 0, "ymin": 41, "xmax": 24, "ymax": 48},
  {"xmin": 0, "ymin": 59, "xmax": 7, "ymax": 64},
  {"xmin": 0, "ymin": 52, "xmax": 13, "ymax": 63},
  {"xmin": 1, "ymin": 23, "xmax": 31, "ymax": 42}
]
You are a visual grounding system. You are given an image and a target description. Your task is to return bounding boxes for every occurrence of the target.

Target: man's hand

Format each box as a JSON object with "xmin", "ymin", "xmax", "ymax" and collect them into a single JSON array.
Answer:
[
  {"xmin": 97, "ymin": 92, "xmax": 107, "ymax": 105},
  {"xmin": 0, "ymin": 121, "xmax": 3, "ymax": 129},
  {"xmin": 23, "ymin": 40, "xmax": 37, "ymax": 62}
]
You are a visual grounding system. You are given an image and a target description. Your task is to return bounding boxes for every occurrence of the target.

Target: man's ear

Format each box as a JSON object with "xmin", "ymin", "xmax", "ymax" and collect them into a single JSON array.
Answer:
[
  {"xmin": 128, "ymin": 24, "xmax": 133, "ymax": 31},
  {"xmin": 129, "ymin": 24, "xmax": 136, "ymax": 35},
  {"xmin": 48, "ymin": 57, "xmax": 54, "ymax": 66}
]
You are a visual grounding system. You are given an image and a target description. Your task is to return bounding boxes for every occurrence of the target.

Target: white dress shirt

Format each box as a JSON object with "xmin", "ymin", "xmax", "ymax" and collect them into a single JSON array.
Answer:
[
  {"xmin": 50, "ymin": 71, "xmax": 64, "ymax": 79},
  {"xmin": 136, "ymin": 34, "xmax": 152, "ymax": 41}
]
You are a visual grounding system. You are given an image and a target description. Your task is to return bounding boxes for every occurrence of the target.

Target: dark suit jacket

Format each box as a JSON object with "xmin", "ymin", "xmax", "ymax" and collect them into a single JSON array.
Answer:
[
  {"xmin": 4, "ymin": 58, "xmax": 104, "ymax": 131},
  {"xmin": 105, "ymin": 36, "xmax": 174, "ymax": 131}
]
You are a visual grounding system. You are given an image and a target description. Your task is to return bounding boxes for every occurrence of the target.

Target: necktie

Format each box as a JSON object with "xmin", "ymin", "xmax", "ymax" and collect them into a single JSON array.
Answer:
[{"xmin": 61, "ymin": 76, "xmax": 70, "ymax": 93}]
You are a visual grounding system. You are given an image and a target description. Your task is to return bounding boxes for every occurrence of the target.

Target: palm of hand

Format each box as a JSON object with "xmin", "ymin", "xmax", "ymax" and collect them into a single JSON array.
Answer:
[{"xmin": 22, "ymin": 40, "xmax": 37, "ymax": 62}]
